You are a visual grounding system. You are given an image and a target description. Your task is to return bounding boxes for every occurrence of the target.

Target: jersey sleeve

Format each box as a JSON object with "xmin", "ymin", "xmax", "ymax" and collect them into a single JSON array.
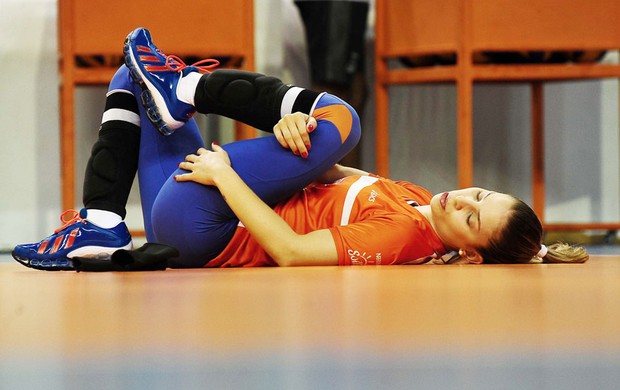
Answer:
[{"xmin": 328, "ymin": 213, "xmax": 440, "ymax": 266}]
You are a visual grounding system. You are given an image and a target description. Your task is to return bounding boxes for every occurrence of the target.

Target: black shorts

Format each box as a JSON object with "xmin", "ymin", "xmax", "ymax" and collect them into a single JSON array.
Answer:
[{"xmin": 295, "ymin": 1, "xmax": 369, "ymax": 87}]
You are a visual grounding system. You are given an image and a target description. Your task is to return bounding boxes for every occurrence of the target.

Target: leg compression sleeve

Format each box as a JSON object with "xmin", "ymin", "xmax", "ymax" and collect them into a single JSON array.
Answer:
[
  {"xmin": 83, "ymin": 90, "xmax": 140, "ymax": 218},
  {"xmin": 194, "ymin": 69, "xmax": 320, "ymax": 132}
]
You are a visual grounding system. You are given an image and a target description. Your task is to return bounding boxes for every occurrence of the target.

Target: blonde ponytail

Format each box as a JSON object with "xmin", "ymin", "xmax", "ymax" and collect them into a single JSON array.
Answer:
[{"xmin": 534, "ymin": 242, "xmax": 589, "ymax": 264}]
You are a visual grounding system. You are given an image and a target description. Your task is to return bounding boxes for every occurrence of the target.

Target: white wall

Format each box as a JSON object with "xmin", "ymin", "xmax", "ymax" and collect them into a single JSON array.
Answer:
[
  {"xmin": 1, "ymin": 0, "xmax": 618, "ymax": 250},
  {"xmin": 0, "ymin": 0, "xmax": 61, "ymax": 249}
]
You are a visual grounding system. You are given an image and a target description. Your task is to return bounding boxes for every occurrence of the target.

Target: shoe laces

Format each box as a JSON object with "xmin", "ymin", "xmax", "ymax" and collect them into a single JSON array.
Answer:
[
  {"xmin": 54, "ymin": 209, "xmax": 85, "ymax": 233},
  {"xmin": 162, "ymin": 51, "xmax": 220, "ymax": 74}
]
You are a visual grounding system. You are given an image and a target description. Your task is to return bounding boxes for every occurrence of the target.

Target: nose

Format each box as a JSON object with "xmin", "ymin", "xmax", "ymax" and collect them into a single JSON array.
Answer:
[{"xmin": 454, "ymin": 196, "xmax": 477, "ymax": 211}]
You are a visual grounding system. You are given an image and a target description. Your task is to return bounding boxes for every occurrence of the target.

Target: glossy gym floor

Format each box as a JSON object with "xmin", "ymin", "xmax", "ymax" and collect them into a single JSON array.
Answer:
[{"xmin": 1, "ymin": 251, "xmax": 619, "ymax": 389}]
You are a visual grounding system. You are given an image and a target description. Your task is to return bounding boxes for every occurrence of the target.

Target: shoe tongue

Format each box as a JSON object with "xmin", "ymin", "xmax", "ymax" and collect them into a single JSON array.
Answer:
[{"xmin": 180, "ymin": 66, "xmax": 199, "ymax": 76}]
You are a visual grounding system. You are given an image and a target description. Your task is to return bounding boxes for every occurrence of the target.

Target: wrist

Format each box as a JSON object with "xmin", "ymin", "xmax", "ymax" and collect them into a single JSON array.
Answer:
[{"xmin": 211, "ymin": 164, "xmax": 237, "ymax": 187}]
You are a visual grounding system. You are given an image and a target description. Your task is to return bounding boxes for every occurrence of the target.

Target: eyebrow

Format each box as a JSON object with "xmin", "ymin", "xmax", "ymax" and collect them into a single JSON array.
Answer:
[{"xmin": 477, "ymin": 192, "xmax": 494, "ymax": 232}]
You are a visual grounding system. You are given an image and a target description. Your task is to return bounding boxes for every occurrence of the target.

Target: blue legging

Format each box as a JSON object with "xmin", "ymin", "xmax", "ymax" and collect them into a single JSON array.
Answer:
[{"xmin": 108, "ymin": 66, "xmax": 360, "ymax": 267}]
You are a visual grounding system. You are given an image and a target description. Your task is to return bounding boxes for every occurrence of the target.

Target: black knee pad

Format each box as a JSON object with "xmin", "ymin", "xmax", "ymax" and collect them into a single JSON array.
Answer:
[
  {"xmin": 83, "ymin": 128, "xmax": 140, "ymax": 218},
  {"xmin": 205, "ymin": 71, "xmax": 261, "ymax": 107},
  {"xmin": 88, "ymin": 144, "xmax": 116, "ymax": 183},
  {"xmin": 195, "ymin": 70, "xmax": 320, "ymax": 132},
  {"xmin": 202, "ymin": 70, "xmax": 283, "ymax": 106}
]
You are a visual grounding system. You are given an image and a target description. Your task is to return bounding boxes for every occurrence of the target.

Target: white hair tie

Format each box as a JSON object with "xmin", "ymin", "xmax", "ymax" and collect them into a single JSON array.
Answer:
[{"xmin": 536, "ymin": 244, "xmax": 548, "ymax": 259}]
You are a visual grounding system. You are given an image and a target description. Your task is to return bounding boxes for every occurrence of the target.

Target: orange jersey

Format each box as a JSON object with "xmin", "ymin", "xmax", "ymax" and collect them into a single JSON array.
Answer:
[{"xmin": 206, "ymin": 175, "xmax": 447, "ymax": 267}]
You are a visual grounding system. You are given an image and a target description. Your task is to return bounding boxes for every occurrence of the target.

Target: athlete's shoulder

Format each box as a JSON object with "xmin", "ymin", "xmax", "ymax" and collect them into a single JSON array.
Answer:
[{"xmin": 370, "ymin": 176, "xmax": 433, "ymax": 203}]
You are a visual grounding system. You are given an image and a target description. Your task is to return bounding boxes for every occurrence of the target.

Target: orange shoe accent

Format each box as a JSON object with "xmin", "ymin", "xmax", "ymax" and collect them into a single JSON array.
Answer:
[
  {"xmin": 54, "ymin": 209, "xmax": 85, "ymax": 234},
  {"xmin": 37, "ymin": 239, "xmax": 50, "ymax": 254},
  {"xmin": 50, "ymin": 236, "xmax": 64, "ymax": 254},
  {"xmin": 65, "ymin": 228, "xmax": 79, "ymax": 249},
  {"xmin": 144, "ymin": 65, "xmax": 170, "ymax": 72},
  {"xmin": 139, "ymin": 55, "xmax": 162, "ymax": 62},
  {"xmin": 164, "ymin": 55, "xmax": 219, "ymax": 74}
]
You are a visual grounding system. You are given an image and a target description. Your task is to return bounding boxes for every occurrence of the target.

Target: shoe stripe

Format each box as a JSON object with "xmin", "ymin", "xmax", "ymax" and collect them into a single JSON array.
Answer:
[
  {"xmin": 144, "ymin": 65, "xmax": 170, "ymax": 72},
  {"xmin": 136, "ymin": 45, "xmax": 151, "ymax": 53},
  {"xmin": 139, "ymin": 55, "xmax": 162, "ymax": 63},
  {"xmin": 51, "ymin": 235, "xmax": 64, "ymax": 254},
  {"xmin": 38, "ymin": 239, "xmax": 50, "ymax": 254},
  {"xmin": 65, "ymin": 228, "xmax": 79, "ymax": 249}
]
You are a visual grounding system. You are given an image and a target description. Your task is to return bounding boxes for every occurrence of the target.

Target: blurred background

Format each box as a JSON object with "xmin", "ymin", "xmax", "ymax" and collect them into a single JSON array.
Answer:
[{"xmin": 1, "ymin": 0, "xmax": 619, "ymax": 251}]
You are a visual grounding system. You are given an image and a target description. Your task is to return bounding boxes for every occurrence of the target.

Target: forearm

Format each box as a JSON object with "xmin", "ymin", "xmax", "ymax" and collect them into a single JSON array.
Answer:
[{"xmin": 212, "ymin": 165, "xmax": 338, "ymax": 266}]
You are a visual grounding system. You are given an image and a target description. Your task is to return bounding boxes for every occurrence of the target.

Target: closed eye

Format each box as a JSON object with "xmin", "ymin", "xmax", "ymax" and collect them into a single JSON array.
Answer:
[
  {"xmin": 467, "ymin": 192, "xmax": 483, "ymax": 229},
  {"xmin": 474, "ymin": 191, "xmax": 493, "ymax": 231},
  {"xmin": 467, "ymin": 191, "xmax": 484, "ymax": 228}
]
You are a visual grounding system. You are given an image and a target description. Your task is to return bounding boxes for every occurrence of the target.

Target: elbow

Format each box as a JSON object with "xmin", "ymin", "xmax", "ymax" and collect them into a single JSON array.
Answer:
[
  {"xmin": 271, "ymin": 243, "xmax": 306, "ymax": 267},
  {"xmin": 272, "ymin": 249, "xmax": 299, "ymax": 267},
  {"xmin": 274, "ymin": 257, "xmax": 293, "ymax": 267}
]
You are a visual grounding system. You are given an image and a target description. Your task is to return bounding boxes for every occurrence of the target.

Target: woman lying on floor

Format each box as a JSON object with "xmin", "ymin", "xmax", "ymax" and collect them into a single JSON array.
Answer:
[{"xmin": 13, "ymin": 28, "xmax": 588, "ymax": 270}]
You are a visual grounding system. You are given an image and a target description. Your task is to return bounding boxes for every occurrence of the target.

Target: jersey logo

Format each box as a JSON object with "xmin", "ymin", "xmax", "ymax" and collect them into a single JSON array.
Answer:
[
  {"xmin": 347, "ymin": 249, "xmax": 382, "ymax": 265},
  {"xmin": 368, "ymin": 189, "xmax": 378, "ymax": 202}
]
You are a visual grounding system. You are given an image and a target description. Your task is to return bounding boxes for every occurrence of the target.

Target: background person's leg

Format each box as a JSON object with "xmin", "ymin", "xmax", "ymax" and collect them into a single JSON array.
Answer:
[{"xmin": 294, "ymin": 0, "xmax": 369, "ymax": 167}]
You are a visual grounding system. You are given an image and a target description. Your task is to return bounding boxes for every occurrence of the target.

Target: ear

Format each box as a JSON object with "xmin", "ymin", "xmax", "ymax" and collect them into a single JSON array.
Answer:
[{"xmin": 460, "ymin": 249, "xmax": 484, "ymax": 264}]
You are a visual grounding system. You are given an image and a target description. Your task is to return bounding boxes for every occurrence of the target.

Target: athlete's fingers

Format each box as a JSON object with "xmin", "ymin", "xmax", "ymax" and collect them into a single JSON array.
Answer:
[
  {"xmin": 273, "ymin": 115, "xmax": 291, "ymax": 148},
  {"xmin": 209, "ymin": 142, "xmax": 231, "ymax": 166},
  {"xmin": 292, "ymin": 113, "xmax": 315, "ymax": 154},
  {"xmin": 280, "ymin": 127, "xmax": 300, "ymax": 156},
  {"xmin": 294, "ymin": 114, "xmax": 311, "ymax": 151},
  {"xmin": 273, "ymin": 112, "xmax": 315, "ymax": 157},
  {"xmin": 274, "ymin": 128, "xmax": 289, "ymax": 149},
  {"xmin": 185, "ymin": 154, "xmax": 199, "ymax": 163},
  {"xmin": 273, "ymin": 123, "xmax": 290, "ymax": 149},
  {"xmin": 306, "ymin": 117, "xmax": 317, "ymax": 133},
  {"xmin": 275, "ymin": 125, "xmax": 300, "ymax": 153},
  {"xmin": 284, "ymin": 114, "xmax": 309, "ymax": 157},
  {"xmin": 196, "ymin": 147, "xmax": 209, "ymax": 155},
  {"xmin": 174, "ymin": 172, "xmax": 193, "ymax": 182},
  {"xmin": 211, "ymin": 142, "xmax": 224, "ymax": 152},
  {"xmin": 294, "ymin": 116, "xmax": 311, "ymax": 158}
]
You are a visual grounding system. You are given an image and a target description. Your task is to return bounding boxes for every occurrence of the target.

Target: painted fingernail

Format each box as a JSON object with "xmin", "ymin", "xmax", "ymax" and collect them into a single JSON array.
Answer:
[
  {"xmin": 307, "ymin": 124, "xmax": 314, "ymax": 131},
  {"xmin": 301, "ymin": 152, "xmax": 308, "ymax": 159},
  {"xmin": 294, "ymin": 150, "xmax": 300, "ymax": 156}
]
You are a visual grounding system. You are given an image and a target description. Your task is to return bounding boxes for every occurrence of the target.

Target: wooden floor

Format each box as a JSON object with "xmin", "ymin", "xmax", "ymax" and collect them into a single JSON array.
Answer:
[{"xmin": 1, "ymin": 256, "xmax": 619, "ymax": 389}]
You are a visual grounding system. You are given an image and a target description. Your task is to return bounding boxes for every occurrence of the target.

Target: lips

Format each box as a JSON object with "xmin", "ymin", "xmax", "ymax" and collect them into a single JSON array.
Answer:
[{"xmin": 440, "ymin": 192, "xmax": 448, "ymax": 210}]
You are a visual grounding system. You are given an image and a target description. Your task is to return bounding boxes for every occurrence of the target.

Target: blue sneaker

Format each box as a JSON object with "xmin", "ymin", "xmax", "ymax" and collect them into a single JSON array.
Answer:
[
  {"xmin": 12, "ymin": 209, "xmax": 132, "ymax": 271},
  {"xmin": 123, "ymin": 27, "xmax": 219, "ymax": 135}
]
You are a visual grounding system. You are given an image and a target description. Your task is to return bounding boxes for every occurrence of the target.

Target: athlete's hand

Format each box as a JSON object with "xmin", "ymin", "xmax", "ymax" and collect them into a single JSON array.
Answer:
[
  {"xmin": 273, "ymin": 112, "xmax": 317, "ymax": 158},
  {"xmin": 175, "ymin": 143, "xmax": 232, "ymax": 186}
]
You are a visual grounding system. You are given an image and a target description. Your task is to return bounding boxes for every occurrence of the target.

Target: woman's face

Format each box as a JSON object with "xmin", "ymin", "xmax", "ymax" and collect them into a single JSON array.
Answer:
[{"xmin": 429, "ymin": 187, "xmax": 516, "ymax": 260}]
